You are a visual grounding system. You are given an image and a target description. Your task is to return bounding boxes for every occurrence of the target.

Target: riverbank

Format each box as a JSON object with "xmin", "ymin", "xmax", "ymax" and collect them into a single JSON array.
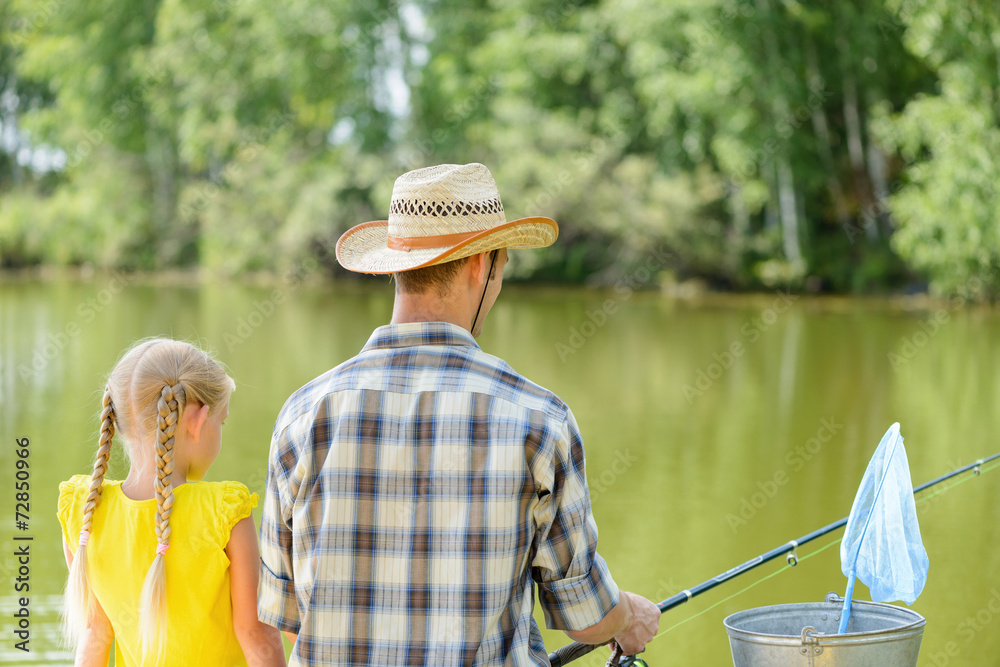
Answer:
[{"xmin": 3, "ymin": 266, "xmax": 994, "ymax": 315}]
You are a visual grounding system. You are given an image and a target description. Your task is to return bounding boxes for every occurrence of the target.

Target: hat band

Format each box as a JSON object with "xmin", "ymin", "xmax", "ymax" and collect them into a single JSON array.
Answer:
[{"xmin": 388, "ymin": 230, "xmax": 482, "ymax": 251}]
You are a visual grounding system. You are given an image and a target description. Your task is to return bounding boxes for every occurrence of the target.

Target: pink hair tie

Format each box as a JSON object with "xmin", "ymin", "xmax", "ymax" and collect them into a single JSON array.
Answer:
[
  {"xmin": 78, "ymin": 530, "xmax": 90, "ymax": 547},
  {"xmin": 155, "ymin": 542, "xmax": 170, "ymax": 556}
]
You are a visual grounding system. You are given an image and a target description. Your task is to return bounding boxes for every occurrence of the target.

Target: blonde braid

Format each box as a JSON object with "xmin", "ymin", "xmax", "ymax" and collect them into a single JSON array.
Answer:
[
  {"xmin": 61, "ymin": 386, "xmax": 115, "ymax": 646},
  {"xmin": 154, "ymin": 382, "xmax": 181, "ymax": 547},
  {"xmin": 138, "ymin": 382, "xmax": 185, "ymax": 662}
]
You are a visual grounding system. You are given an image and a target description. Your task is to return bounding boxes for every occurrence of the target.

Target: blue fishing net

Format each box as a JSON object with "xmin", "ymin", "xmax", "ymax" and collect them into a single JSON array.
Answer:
[{"xmin": 840, "ymin": 423, "xmax": 929, "ymax": 612}]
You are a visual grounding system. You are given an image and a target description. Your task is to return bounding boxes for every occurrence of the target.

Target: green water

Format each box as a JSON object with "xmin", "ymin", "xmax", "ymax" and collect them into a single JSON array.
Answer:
[{"xmin": 1, "ymin": 276, "xmax": 998, "ymax": 666}]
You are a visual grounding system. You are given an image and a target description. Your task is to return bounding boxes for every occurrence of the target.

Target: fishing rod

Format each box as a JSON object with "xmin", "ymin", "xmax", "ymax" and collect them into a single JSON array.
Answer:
[{"xmin": 548, "ymin": 452, "xmax": 1000, "ymax": 667}]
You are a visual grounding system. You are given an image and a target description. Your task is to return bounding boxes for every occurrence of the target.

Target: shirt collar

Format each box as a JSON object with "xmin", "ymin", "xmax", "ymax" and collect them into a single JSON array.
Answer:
[{"xmin": 362, "ymin": 321, "xmax": 481, "ymax": 352}]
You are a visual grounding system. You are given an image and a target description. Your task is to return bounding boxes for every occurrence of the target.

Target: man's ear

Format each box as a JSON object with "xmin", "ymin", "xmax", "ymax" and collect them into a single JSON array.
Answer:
[
  {"xmin": 467, "ymin": 251, "xmax": 488, "ymax": 288},
  {"xmin": 182, "ymin": 403, "xmax": 210, "ymax": 442}
]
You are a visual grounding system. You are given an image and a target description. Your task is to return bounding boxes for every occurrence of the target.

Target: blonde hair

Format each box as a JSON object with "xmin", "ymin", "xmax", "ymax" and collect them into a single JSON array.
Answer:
[{"xmin": 61, "ymin": 338, "xmax": 234, "ymax": 660}]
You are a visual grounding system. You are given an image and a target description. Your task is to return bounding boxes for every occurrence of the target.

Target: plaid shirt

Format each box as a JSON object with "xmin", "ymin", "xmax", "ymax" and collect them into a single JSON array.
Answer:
[{"xmin": 258, "ymin": 322, "xmax": 619, "ymax": 666}]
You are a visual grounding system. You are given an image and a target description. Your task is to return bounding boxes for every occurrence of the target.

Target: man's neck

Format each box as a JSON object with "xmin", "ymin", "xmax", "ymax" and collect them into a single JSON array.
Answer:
[{"xmin": 390, "ymin": 292, "xmax": 473, "ymax": 334}]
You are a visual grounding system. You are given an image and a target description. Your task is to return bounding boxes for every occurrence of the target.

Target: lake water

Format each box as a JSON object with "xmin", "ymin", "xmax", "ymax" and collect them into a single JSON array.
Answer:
[{"xmin": 1, "ymin": 275, "xmax": 998, "ymax": 666}]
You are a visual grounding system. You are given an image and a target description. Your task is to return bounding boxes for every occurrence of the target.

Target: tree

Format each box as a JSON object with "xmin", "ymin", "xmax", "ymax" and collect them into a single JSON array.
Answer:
[{"xmin": 871, "ymin": 0, "xmax": 1000, "ymax": 299}]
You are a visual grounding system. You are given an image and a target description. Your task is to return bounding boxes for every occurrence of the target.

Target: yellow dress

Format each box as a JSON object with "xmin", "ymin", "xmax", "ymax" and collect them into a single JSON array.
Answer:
[{"xmin": 57, "ymin": 475, "xmax": 258, "ymax": 666}]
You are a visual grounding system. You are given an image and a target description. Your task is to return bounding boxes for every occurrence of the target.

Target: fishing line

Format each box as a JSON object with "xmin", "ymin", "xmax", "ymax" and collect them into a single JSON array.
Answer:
[
  {"xmin": 652, "ymin": 537, "xmax": 842, "ymax": 640},
  {"xmin": 914, "ymin": 458, "xmax": 1000, "ymax": 503},
  {"xmin": 649, "ymin": 457, "xmax": 1000, "ymax": 642}
]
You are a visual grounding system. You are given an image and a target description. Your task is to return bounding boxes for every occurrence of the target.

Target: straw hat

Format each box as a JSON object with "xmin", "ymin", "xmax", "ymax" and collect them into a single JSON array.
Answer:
[{"xmin": 336, "ymin": 163, "xmax": 558, "ymax": 274}]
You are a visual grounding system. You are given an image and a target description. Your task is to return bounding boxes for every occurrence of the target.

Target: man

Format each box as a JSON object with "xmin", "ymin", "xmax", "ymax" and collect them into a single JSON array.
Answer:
[{"xmin": 258, "ymin": 163, "xmax": 660, "ymax": 666}]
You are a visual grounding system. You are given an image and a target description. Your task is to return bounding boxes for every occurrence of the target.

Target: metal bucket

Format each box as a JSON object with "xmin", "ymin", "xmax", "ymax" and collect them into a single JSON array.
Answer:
[{"xmin": 723, "ymin": 593, "xmax": 925, "ymax": 667}]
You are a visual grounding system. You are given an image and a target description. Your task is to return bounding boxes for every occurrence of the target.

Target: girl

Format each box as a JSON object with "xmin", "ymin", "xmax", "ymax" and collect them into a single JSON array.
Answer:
[{"xmin": 57, "ymin": 338, "xmax": 285, "ymax": 666}]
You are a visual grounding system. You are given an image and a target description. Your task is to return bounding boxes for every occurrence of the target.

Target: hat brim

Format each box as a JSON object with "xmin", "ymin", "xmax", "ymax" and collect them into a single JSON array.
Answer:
[{"xmin": 336, "ymin": 217, "xmax": 559, "ymax": 274}]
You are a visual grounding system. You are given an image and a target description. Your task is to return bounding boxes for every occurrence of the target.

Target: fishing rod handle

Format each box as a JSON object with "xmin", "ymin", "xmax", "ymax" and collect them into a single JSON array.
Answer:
[{"xmin": 548, "ymin": 640, "xmax": 599, "ymax": 666}]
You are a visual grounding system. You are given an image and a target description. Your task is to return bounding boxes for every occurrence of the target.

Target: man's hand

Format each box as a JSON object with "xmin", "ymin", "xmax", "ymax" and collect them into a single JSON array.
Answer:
[
  {"xmin": 564, "ymin": 590, "xmax": 661, "ymax": 653},
  {"xmin": 611, "ymin": 591, "xmax": 660, "ymax": 655}
]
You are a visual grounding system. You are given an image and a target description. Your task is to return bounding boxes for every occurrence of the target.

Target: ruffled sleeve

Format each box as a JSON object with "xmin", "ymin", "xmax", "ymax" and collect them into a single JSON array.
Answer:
[
  {"xmin": 218, "ymin": 481, "xmax": 259, "ymax": 544},
  {"xmin": 56, "ymin": 474, "xmax": 90, "ymax": 551}
]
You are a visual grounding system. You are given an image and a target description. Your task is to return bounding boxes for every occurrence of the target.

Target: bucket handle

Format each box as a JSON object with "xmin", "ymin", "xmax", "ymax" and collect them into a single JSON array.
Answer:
[
  {"xmin": 800, "ymin": 626, "xmax": 821, "ymax": 645},
  {"xmin": 800, "ymin": 626, "xmax": 825, "ymax": 658}
]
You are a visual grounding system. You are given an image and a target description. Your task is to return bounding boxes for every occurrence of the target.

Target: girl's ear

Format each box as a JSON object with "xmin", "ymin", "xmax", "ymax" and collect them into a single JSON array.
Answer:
[{"xmin": 183, "ymin": 403, "xmax": 210, "ymax": 442}]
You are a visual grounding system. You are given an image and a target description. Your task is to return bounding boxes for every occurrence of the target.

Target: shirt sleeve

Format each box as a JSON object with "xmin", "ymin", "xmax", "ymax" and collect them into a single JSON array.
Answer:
[
  {"xmin": 218, "ymin": 482, "xmax": 258, "ymax": 544},
  {"xmin": 530, "ymin": 408, "xmax": 620, "ymax": 632},
  {"xmin": 56, "ymin": 475, "xmax": 89, "ymax": 551},
  {"xmin": 257, "ymin": 420, "xmax": 302, "ymax": 634}
]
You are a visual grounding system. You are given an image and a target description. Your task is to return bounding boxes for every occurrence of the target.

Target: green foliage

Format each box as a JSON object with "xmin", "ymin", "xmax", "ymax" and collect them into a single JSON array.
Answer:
[
  {"xmin": 0, "ymin": 153, "xmax": 153, "ymax": 267},
  {"xmin": 871, "ymin": 1, "xmax": 1000, "ymax": 299},
  {"xmin": 0, "ymin": 0, "xmax": 995, "ymax": 299}
]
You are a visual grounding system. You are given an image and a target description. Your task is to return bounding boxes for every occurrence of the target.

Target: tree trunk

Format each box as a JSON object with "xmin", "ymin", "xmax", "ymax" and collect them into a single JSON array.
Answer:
[
  {"xmin": 756, "ymin": 0, "xmax": 803, "ymax": 266},
  {"xmin": 840, "ymin": 44, "xmax": 877, "ymax": 243},
  {"xmin": 728, "ymin": 185, "xmax": 750, "ymax": 270},
  {"xmin": 145, "ymin": 122, "xmax": 180, "ymax": 266},
  {"xmin": 764, "ymin": 161, "xmax": 779, "ymax": 231},
  {"xmin": 805, "ymin": 41, "xmax": 852, "ymax": 233},
  {"xmin": 842, "ymin": 70, "xmax": 866, "ymax": 175},
  {"xmin": 866, "ymin": 141, "xmax": 889, "ymax": 241},
  {"xmin": 777, "ymin": 158, "xmax": 802, "ymax": 264}
]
